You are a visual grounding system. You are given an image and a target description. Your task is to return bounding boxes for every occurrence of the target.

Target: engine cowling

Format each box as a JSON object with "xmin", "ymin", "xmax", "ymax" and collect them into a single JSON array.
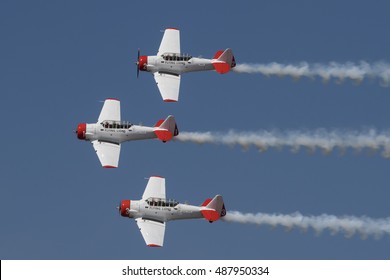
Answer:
[
  {"xmin": 138, "ymin": 56, "xmax": 148, "ymax": 71},
  {"xmin": 119, "ymin": 200, "xmax": 131, "ymax": 217},
  {"xmin": 76, "ymin": 123, "xmax": 86, "ymax": 140}
]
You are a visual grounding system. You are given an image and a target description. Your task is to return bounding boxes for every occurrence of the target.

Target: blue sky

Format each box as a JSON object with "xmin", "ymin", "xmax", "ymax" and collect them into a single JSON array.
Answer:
[{"xmin": 1, "ymin": 0, "xmax": 390, "ymax": 259}]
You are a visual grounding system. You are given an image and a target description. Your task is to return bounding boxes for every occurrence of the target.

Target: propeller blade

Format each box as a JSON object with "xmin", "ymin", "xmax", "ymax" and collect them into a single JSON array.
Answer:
[{"xmin": 136, "ymin": 49, "xmax": 140, "ymax": 78}]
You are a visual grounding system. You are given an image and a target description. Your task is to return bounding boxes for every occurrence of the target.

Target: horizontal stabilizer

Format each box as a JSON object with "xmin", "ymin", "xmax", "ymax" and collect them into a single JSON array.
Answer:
[
  {"xmin": 201, "ymin": 209, "xmax": 220, "ymax": 222},
  {"xmin": 213, "ymin": 50, "xmax": 224, "ymax": 59},
  {"xmin": 201, "ymin": 198, "xmax": 212, "ymax": 206},
  {"xmin": 154, "ymin": 130, "xmax": 173, "ymax": 142},
  {"xmin": 213, "ymin": 62, "xmax": 230, "ymax": 74}
]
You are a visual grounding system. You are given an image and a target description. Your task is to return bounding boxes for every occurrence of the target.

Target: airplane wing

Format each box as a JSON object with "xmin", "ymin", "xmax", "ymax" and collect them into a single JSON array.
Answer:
[
  {"xmin": 92, "ymin": 140, "xmax": 121, "ymax": 168},
  {"xmin": 157, "ymin": 28, "xmax": 180, "ymax": 56},
  {"xmin": 98, "ymin": 98, "xmax": 121, "ymax": 123},
  {"xmin": 142, "ymin": 176, "xmax": 166, "ymax": 200},
  {"xmin": 154, "ymin": 72, "xmax": 181, "ymax": 102},
  {"xmin": 136, "ymin": 218, "xmax": 166, "ymax": 247}
]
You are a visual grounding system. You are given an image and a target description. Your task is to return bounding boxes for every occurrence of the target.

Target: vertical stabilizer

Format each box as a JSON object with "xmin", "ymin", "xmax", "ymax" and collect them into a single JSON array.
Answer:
[
  {"xmin": 153, "ymin": 115, "xmax": 179, "ymax": 142},
  {"xmin": 201, "ymin": 195, "xmax": 226, "ymax": 222},
  {"xmin": 212, "ymin": 48, "xmax": 236, "ymax": 74}
]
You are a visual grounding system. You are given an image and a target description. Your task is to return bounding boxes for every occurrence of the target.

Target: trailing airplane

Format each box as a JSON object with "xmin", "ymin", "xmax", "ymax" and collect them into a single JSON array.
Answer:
[
  {"xmin": 136, "ymin": 28, "xmax": 236, "ymax": 102},
  {"xmin": 118, "ymin": 176, "xmax": 226, "ymax": 247},
  {"xmin": 75, "ymin": 98, "xmax": 178, "ymax": 168}
]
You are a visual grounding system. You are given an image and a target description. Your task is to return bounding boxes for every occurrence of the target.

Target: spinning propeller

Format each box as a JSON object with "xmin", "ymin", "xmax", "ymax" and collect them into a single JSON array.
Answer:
[{"xmin": 136, "ymin": 49, "xmax": 140, "ymax": 78}]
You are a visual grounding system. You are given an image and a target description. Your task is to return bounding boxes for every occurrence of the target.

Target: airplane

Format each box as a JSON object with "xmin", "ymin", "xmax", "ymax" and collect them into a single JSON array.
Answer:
[
  {"xmin": 75, "ymin": 98, "xmax": 179, "ymax": 168},
  {"xmin": 136, "ymin": 28, "xmax": 236, "ymax": 102},
  {"xmin": 118, "ymin": 176, "xmax": 226, "ymax": 247}
]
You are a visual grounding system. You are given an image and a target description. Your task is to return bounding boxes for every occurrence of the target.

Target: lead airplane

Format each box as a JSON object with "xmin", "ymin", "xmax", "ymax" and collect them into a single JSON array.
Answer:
[
  {"xmin": 75, "ymin": 98, "xmax": 179, "ymax": 168},
  {"xmin": 136, "ymin": 28, "xmax": 236, "ymax": 102},
  {"xmin": 118, "ymin": 176, "xmax": 226, "ymax": 247}
]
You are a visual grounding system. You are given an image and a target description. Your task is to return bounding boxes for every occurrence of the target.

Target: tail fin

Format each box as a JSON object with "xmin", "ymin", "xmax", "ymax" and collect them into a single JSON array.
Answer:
[
  {"xmin": 212, "ymin": 48, "xmax": 236, "ymax": 74},
  {"xmin": 200, "ymin": 195, "xmax": 226, "ymax": 222},
  {"xmin": 154, "ymin": 115, "xmax": 179, "ymax": 142}
]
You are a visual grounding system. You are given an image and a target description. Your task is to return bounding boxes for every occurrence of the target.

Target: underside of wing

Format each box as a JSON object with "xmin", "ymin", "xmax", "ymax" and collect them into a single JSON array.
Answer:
[
  {"xmin": 136, "ymin": 218, "xmax": 166, "ymax": 247},
  {"xmin": 142, "ymin": 176, "xmax": 166, "ymax": 200},
  {"xmin": 157, "ymin": 28, "xmax": 180, "ymax": 56},
  {"xmin": 98, "ymin": 98, "xmax": 121, "ymax": 123},
  {"xmin": 154, "ymin": 72, "xmax": 181, "ymax": 102},
  {"xmin": 92, "ymin": 140, "xmax": 121, "ymax": 168}
]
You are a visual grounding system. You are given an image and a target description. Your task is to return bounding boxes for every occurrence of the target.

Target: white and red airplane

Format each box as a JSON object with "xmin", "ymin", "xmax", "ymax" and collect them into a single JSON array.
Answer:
[
  {"xmin": 136, "ymin": 28, "xmax": 236, "ymax": 102},
  {"xmin": 118, "ymin": 176, "xmax": 226, "ymax": 247},
  {"xmin": 76, "ymin": 98, "xmax": 179, "ymax": 168}
]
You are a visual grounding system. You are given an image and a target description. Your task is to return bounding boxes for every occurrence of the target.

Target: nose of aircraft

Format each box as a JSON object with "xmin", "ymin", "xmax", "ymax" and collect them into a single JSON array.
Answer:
[
  {"xmin": 138, "ymin": 55, "xmax": 148, "ymax": 71},
  {"xmin": 119, "ymin": 200, "xmax": 131, "ymax": 217},
  {"xmin": 76, "ymin": 123, "xmax": 86, "ymax": 140}
]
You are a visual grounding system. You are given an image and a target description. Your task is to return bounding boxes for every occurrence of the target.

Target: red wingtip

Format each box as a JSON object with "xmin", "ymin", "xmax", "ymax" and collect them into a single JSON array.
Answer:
[
  {"xmin": 147, "ymin": 244, "xmax": 162, "ymax": 247},
  {"xmin": 163, "ymin": 99, "xmax": 177, "ymax": 102},
  {"xmin": 103, "ymin": 165, "xmax": 117, "ymax": 168},
  {"xmin": 166, "ymin": 27, "xmax": 179, "ymax": 30},
  {"xmin": 106, "ymin": 98, "xmax": 120, "ymax": 101},
  {"xmin": 213, "ymin": 62, "xmax": 230, "ymax": 74}
]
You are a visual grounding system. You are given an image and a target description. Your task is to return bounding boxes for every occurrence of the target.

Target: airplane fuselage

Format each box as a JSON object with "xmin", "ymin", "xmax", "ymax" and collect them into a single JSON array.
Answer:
[
  {"xmin": 122, "ymin": 199, "xmax": 206, "ymax": 222},
  {"xmin": 77, "ymin": 122, "xmax": 157, "ymax": 144},
  {"xmin": 141, "ymin": 55, "xmax": 215, "ymax": 75},
  {"xmin": 118, "ymin": 176, "xmax": 225, "ymax": 246}
]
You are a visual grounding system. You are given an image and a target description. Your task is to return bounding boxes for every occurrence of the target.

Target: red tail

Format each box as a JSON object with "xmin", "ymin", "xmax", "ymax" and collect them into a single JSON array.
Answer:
[
  {"xmin": 154, "ymin": 115, "xmax": 179, "ymax": 142},
  {"xmin": 212, "ymin": 48, "xmax": 236, "ymax": 74},
  {"xmin": 200, "ymin": 195, "xmax": 226, "ymax": 222}
]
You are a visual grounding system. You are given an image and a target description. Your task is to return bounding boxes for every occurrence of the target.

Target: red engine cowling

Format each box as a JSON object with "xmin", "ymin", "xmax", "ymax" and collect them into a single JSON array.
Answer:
[
  {"xmin": 76, "ymin": 123, "xmax": 86, "ymax": 140},
  {"xmin": 138, "ymin": 56, "xmax": 148, "ymax": 71},
  {"xmin": 119, "ymin": 200, "xmax": 131, "ymax": 217}
]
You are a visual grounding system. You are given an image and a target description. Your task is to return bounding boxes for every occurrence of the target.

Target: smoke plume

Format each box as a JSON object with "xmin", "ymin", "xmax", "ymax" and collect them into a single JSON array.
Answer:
[
  {"xmin": 175, "ymin": 129, "xmax": 390, "ymax": 157},
  {"xmin": 222, "ymin": 211, "xmax": 390, "ymax": 239},
  {"xmin": 233, "ymin": 61, "xmax": 390, "ymax": 86}
]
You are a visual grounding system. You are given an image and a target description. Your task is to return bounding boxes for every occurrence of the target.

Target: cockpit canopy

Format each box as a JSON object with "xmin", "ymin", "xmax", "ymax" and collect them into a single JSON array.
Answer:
[
  {"xmin": 161, "ymin": 53, "xmax": 192, "ymax": 62},
  {"xmin": 100, "ymin": 120, "xmax": 133, "ymax": 129},
  {"xmin": 146, "ymin": 197, "xmax": 179, "ymax": 207}
]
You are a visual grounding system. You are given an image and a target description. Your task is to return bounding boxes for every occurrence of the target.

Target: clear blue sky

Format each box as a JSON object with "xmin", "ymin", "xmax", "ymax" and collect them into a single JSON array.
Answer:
[{"xmin": 1, "ymin": 0, "xmax": 390, "ymax": 259}]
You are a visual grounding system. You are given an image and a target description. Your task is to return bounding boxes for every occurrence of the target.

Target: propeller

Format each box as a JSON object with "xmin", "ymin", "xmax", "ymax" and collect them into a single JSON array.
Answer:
[
  {"xmin": 117, "ymin": 201, "xmax": 121, "ymax": 213},
  {"xmin": 136, "ymin": 49, "xmax": 140, "ymax": 78}
]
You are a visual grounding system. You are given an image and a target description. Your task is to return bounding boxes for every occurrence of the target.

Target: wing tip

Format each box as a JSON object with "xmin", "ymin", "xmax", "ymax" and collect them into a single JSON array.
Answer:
[
  {"xmin": 103, "ymin": 165, "xmax": 117, "ymax": 168},
  {"xmin": 147, "ymin": 244, "xmax": 162, "ymax": 247},
  {"xmin": 151, "ymin": 175, "xmax": 164, "ymax": 179},
  {"xmin": 163, "ymin": 99, "xmax": 178, "ymax": 103},
  {"xmin": 166, "ymin": 27, "xmax": 179, "ymax": 31},
  {"xmin": 105, "ymin": 97, "xmax": 120, "ymax": 101}
]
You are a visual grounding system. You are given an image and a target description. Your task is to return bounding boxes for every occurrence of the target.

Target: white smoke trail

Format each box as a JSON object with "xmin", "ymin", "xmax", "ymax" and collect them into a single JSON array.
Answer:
[
  {"xmin": 233, "ymin": 61, "xmax": 390, "ymax": 86},
  {"xmin": 175, "ymin": 129, "xmax": 390, "ymax": 157},
  {"xmin": 222, "ymin": 211, "xmax": 390, "ymax": 239}
]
